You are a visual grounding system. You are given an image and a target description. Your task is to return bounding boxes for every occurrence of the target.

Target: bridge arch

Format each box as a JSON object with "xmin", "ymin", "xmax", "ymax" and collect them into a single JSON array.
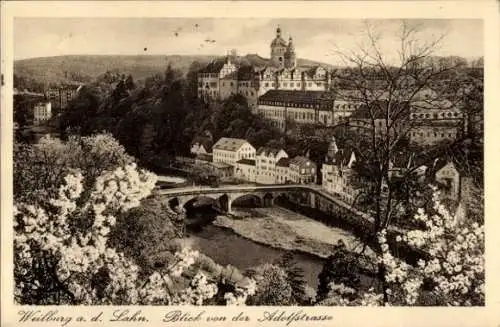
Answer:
[
  {"xmin": 262, "ymin": 193, "xmax": 274, "ymax": 207},
  {"xmin": 231, "ymin": 194, "xmax": 263, "ymax": 208},
  {"xmin": 183, "ymin": 196, "xmax": 219, "ymax": 210}
]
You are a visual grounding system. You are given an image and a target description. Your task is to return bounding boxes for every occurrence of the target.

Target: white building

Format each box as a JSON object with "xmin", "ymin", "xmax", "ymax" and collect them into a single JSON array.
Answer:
[
  {"xmin": 212, "ymin": 137, "xmax": 256, "ymax": 167},
  {"xmin": 198, "ymin": 57, "xmax": 238, "ymax": 101},
  {"xmin": 321, "ymin": 137, "xmax": 363, "ymax": 204},
  {"xmin": 197, "ymin": 26, "xmax": 332, "ymax": 109},
  {"xmin": 190, "ymin": 142, "xmax": 209, "ymax": 156},
  {"xmin": 234, "ymin": 159, "xmax": 257, "ymax": 182},
  {"xmin": 33, "ymin": 101, "xmax": 52, "ymax": 124},
  {"xmin": 255, "ymin": 147, "xmax": 288, "ymax": 184},
  {"xmin": 288, "ymin": 156, "xmax": 317, "ymax": 184},
  {"xmin": 276, "ymin": 158, "xmax": 291, "ymax": 184}
]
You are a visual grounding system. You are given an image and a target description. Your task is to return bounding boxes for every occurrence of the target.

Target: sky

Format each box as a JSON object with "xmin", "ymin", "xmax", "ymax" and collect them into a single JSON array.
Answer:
[{"xmin": 14, "ymin": 18, "xmax": 483, "ymax": 65}]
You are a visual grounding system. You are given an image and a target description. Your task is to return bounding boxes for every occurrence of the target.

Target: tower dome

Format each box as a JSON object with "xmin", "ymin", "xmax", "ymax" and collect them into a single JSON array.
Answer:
[
  {"xmin": 270, "ymin": 26, "xmax": 287, "ymax": 48},
  {"xmin": 270, "ymin": 25, "xmax": 287, "ymax": 67},
  {"xmin": 284, "ymin": 36, "xmax": 296, "ymax": 68},
  {"xmin": 287, "ymin": 36, "xmax": 295, "ymax": 51}
]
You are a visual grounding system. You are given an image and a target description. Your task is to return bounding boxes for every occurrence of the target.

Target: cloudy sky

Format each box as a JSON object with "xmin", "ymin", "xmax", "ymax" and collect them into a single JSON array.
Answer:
[{"xmin": 14, "ymin": 18, "xmax": 483, "ymax": 64}]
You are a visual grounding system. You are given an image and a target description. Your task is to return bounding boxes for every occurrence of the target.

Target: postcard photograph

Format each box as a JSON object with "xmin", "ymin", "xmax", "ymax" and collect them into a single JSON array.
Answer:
[{"xmin": 2, "ymin": 2, "xmax": 497, "ymax": 323}]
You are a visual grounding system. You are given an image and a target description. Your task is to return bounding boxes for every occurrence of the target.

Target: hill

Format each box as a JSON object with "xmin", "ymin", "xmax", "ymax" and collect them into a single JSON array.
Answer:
[{"xmin": 14, "ymin": 54, "xmax": 335, "ymax": 87}]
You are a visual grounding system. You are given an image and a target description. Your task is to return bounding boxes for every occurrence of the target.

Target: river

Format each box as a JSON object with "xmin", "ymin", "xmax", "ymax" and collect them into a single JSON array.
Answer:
[
  {"xmin": 187, "ymin": 223, "xmax": 326, "ymax": 289},
  {"xmin": 162, "ymin": 179, "xmax": 377, "ymax": 291}
]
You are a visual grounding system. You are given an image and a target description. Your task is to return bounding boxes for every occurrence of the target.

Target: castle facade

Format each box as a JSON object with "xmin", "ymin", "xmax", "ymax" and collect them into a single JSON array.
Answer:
[{"xmin": 197, "ymin": 26, "xmax": 333, "ymax": 109}]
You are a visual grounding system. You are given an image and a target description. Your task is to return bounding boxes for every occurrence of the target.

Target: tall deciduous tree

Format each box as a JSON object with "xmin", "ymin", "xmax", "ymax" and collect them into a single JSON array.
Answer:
[{"xmin": 331, "ymin": 20, "xmax": 481, "ymax": 302}]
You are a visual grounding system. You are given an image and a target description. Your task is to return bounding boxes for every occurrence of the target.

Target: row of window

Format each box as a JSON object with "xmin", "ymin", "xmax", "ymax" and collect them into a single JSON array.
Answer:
[
  {"xmin": 411, "ymin": 131, "xmax": 457, "ymax": 138},
  {"xmin": 259, "ymin": 101, "xmax": 325, "ymax": 109},
  {"xmin": 199, "ymin": 73, "xmax": 218, "ymax": 78},
  {"xmin": 214, "ymin": 152, "xmax": 237, "ymax": 159},
  {"xmin": 411, "ymin": 112, "xmax": 461, "ymax": 119},
  {"xmin": 260, "ymin": 108, "xmax": 322, "ymax": 122}
]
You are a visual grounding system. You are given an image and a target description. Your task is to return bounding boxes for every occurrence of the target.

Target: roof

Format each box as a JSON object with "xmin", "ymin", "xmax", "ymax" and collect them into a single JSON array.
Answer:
[
  {"xmin": 237, "ymin": 65, "xmax": 257, "ymax": 80},
  {"xmin": 276, "ymin": 158, "xmax": 290, "ymax": 167},
  {"xmin": 390, "ymin": 151, "xmax": 414, "ymax": 169},
  {"xmin": 192, "ymin": 139, "xmax": 213, "ymax": 152},
  {"xmin": 290, "ymin": 156, "xmax": 316, "ymax": 167},
  {"xmin": 196, "ymin": 153, "xmax": 213, "ymax": 160},
  {"xmin": 34, "ymin": 101, "xmax": 51, "ymax": 108},
  {"xmin": 258, "ymin": 90, "xmax": 334, "ymax": 105},
  {"xmin": 213, "ymin": 137, "xmax": 250, "ymax": 152},
  {"xmin": 209, "ymin": 162, "xmax": 233, "ymax": 169},
  {"xmin": 256, "ymin": 146, "xmax": 286, "ymax": 157},
  {"xmin": 350, "ymin": 100, "xmax": 410, "ymax": 120},
  {"xmin": 236, "ymin": 158, "xmax": 256, "ymax": 166},
  {"xmin": 325, "ymin": 148, "xmax": 356, "ymax": 167},
  {"xmin": 433, "ymin": 157, "xmax": 473, "ymax": 177},
  {"xmin": 305, "ymin": 66, "xmax": 327, "ymax": 78},
  {"xmin": 199, "ymin": 59, "xmax": 227, "ymax": 74}
]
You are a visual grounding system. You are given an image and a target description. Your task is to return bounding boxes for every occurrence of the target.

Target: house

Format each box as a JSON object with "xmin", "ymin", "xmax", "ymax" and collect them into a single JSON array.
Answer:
[
  {"xmin": 197, "ymin": 56, "xmax": 238, "ymax": 101},
  {"xmin": 409, "ymin": 121, "xmax": 462, "ymax": 146},
  {"xmin": 257, "ymin": 90, "xmax": 337, "ymax": 131},
  {"xmin": 434, "ymin": 159, "xmax": 473, "ymax": 203},
  {"xmin": 33, "ymin": 101, "xmax": 52, "ymax": 124},
  {"xmin": 207, "ymin": 161, "xmax": 234, "ymax": 179},
  {"xmin": 212, "ymin": 137, "xmax": 256, "ymax": 167},
  {"xmin": 234, "ymin": 159, "xmax": 257, "ymax": 182},
  {"xmin": 45, "ymin": 84, "xmax": 82, "ymax": 111},
  {"xmin": 288, "ymin": 156, "xmax": 317, "ymax": 184},
  {"xmin": 255, "ymin": 146, "xmax": 288, "ymax": 184},
  {"xmin": 191, "ymin": 142, "xmax": 209, "ymax": 156},
  {"xmin": 388, "ymin": 152, "xmax": 414, "ymax": 179},
  {"xmin": 348, "ymin": 100, "xmax": 410, "ymax": 138},
  {"xmin": 276, "ymin": 158, "xmax": 290, "ymax": 184},
  {"xmin": 321, "ymin": 137, "xmax": 364, "ymax": 204}
]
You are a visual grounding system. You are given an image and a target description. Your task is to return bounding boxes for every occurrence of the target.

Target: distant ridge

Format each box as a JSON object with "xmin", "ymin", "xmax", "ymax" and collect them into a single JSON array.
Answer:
[{"xmin": 14, "ymin": 54, "xmax": 336, "ymax": 86}]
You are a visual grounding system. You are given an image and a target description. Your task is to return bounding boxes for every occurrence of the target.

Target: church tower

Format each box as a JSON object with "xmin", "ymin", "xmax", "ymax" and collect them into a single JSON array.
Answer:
[
  {"xmin": 270, "ymin": 26, "xmax": 287, "ymax": 68},
  {"xmin": 326, "ymin": 136, "xmax": 339, "ymax": 164},
  {"xmin": 284, "ymin": 36, "xmax": 297, "ymax": 69}
]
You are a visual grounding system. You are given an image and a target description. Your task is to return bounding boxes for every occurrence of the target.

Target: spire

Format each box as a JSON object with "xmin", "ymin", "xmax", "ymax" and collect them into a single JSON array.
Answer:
[
  {"xmin": 287, "ymin": 36, "xmax": 295, "ymax": 51},
  {"xmin": 326, "ymin": 136, "xmax": 339, "ymax": 163},
  {"xmin": 276, "ymin": 25, "xmax": 282, "ymax": 38}
]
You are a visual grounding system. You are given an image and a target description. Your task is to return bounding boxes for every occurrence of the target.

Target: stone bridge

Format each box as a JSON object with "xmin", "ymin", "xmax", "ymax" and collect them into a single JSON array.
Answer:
[{"xmin": 156, "ymin": 184, "xmax": 376, "ymax": 226}]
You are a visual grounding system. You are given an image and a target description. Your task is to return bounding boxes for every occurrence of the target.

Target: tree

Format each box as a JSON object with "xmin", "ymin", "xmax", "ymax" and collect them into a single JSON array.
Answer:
[
  {"xmin": 109, "ymin": 197, "xmax": 185, "ymax": 276},
  {"xmin": 14, "ymin": 157, "xmax": 260, "ymax": 305},
  {"xmin": 317, "ymin": 241, "xmax": 361, "ymax": 302},
  {"xmin": 246, "ymin": 264, "xmax": 294, "ymax": 305},
  {"xmin": 331, "ymin": 19, "xmax": 480, "ymax": 302},
  {"xmin": 318, "ymin": 190, "xmax": 484, "ymax": 306},
  {"xmin": 14, "ymin": 133, "xmax": 134, "ymax": 204}
]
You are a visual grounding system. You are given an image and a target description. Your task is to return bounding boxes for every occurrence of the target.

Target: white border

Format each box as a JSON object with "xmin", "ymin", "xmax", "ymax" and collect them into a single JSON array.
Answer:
[{"xmin": 2, "ymin": 2, "xmax": 499, "ymax": 327}]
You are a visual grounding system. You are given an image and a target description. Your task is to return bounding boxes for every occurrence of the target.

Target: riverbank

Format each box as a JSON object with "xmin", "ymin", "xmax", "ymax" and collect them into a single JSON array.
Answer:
[{"xmin": 213, "ymin": 207, "xmax": 377, "ymax": 264}]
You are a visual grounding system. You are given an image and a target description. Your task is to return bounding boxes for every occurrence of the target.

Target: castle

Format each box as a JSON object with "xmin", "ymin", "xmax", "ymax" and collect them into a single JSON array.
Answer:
[
  {"xmin": 197, "ymin": 26, "xmax": 464, "ymax": 145},
  {"xmin": 197, "ymin": 26, "xmax": 333, "ymax": 110}
]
